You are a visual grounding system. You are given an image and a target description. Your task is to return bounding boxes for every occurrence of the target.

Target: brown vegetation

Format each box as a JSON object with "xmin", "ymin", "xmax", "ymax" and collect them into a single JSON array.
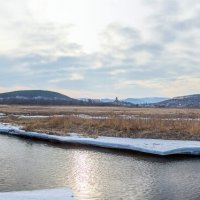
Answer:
[
  {"xmin": 0, "ymin": 104, "xmax": 200, "ymax": 117},
  {"xmin": 0, "ymin": 105, "xmax": 200, "ymax": 140}
]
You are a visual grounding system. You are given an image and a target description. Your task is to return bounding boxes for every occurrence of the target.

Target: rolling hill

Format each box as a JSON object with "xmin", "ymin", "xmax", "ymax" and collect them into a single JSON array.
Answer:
[
  {"xmin": 0, "ymin": 90, "xmax": 81, "ymax": 105},
  {"xmin": 155, "ymin": 94, "xmax": 200, "ymax": 108}
]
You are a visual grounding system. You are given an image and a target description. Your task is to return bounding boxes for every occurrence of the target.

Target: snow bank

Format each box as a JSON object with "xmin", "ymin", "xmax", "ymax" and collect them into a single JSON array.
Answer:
[
  {"xmin": 1, "ymin": 123, "xmax": 200, "ymax": 156},
  {"xmin": 0, "ymin": 188, "xmax": 74, "ymax": 200},
  {"xmin": 0, "ymin": 123, "xmax": 22, "ymax": 131}
]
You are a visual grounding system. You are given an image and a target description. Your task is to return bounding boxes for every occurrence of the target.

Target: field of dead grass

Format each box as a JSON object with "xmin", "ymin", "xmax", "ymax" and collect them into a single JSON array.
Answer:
[{"xmin": 1, "ymin": 105, "xmax": 200, "ymax": 140}]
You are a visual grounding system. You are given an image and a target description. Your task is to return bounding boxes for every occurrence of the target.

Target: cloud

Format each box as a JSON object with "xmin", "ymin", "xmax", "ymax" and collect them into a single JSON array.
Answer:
[
  {"xmin": 0, "ymin": 22, "xmax": 82, "ymax": 57},
  {"xmin": 115, "ymin": 76, "xmax": 200, "ymax": 97},
  {"xmin": 69, "ymin": 73, "xmax": 84, "ymax": 81},
  {"xmin": 0, "ymin": 0, "xmax": 199, "ymax": 98},
  {"xmin": 0, "ymin": 1, "xmax": 83, "ymax": 57}
]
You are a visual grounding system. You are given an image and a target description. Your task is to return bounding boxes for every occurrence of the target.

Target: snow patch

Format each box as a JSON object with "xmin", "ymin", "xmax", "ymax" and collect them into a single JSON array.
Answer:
[
  {"xmin": 0, "ymin": 113, "xmax": 6, "ymax": 118},
  {"xmin": 0, "ymin": 188, "xmax": 73, "ymax": 200},
  {"xmin": 73, "ymin": 114, "xmax": 108, "ymax": 119},
  {"xmin": 0, "ymin": 123, "xmax": 22, "ymax": 131},
  {"xmin": 18, "ymin": 115, "xmax": 50, "ymax": 119},
  {"xmin": 1, "ymin": 123, "xmax": 200, "ymax": 156}
]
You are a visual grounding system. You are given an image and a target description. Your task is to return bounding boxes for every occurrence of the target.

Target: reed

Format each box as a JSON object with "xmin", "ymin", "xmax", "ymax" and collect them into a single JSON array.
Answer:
[{"xmin": 1, "ymin": 105, "xmax": 200, "ymax": 140}]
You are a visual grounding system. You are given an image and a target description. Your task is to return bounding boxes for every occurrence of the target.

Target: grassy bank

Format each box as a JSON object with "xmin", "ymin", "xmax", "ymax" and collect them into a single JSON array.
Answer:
[{"xmin": 0, "ymin": 106, "xmax": 200, "ymax": 140}]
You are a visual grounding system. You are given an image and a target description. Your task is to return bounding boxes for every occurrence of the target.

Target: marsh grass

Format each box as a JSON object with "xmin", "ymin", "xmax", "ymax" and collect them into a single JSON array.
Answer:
[
  {"xmin": 2, "ymin": 114, "xmax": 200, "ymax": 140},
  {"xmin": 1, "ymin": 105, "xmax": 200, "ymax": 140}
]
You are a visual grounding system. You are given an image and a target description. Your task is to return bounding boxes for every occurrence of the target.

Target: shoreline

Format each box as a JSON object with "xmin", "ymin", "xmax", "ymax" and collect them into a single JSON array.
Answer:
[{"xmin": 1, "ymin": 123, "xmax": 200, "ymax": 156}]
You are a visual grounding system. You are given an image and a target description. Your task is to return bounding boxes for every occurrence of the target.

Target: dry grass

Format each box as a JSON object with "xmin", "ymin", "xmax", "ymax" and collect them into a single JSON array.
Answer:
[
  {"xmin": 1, "ymin": 105, "xmax": 200, "ymax": 140},
  {"xmin": 1, "ymin": 114, "xmax": 200, "ymax": 140},
  {"xmin": 1, "ymin": 105, "xmax": 200, "ymax": 118}
]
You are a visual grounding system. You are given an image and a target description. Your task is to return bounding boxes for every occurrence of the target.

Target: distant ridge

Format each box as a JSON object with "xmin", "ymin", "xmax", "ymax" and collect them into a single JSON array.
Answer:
[
  {"xmin": 0, "ymin": 90, "xmax": 199, "ymax": 107},
  {"xmin": 123, "ymin": 97, "xmax": 169, "ymax": 104},
  {"xmin": 0, "ymin": 90, "xmax": 81, "ymax": 105},
  {"xmin": 155, "ymin": 94, "xmax": 200, "ymax": 108},
  {"xmin": 80, "ymin": 97, "xmax": 169, "ymax": 104}
]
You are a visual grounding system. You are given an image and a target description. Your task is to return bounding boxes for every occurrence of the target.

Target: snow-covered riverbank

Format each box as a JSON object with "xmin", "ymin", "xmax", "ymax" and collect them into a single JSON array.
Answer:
[
  {"xmin": 0, "ymin": 188, "xmax": 73, "ymax": 200},
  {"xmin": 0, "ymin": 123, "xmax": 200, "ymax": 156}
]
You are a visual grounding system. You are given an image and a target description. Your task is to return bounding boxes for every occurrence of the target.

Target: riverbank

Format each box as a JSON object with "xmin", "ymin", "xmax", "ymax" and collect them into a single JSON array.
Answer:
[
  {"xmin": 1, "ymin": 123, "xmax": 200, "ymax": 156},
  {"xmin": 1, "ymin": 106, "xmax": 200, "ymax": 140},
  {"xmin": 0, "ymin": 188, "xmax": 73, "ymax": 200}
]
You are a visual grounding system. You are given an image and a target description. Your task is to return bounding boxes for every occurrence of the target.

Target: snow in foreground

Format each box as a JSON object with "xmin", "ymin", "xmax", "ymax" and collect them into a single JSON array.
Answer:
[
  {"xmin": 0, "ymin": 188, "xmax": 73, "ymax": 200},
  {"xmin": 0, "ymin": 123, "xmax": 200, "ymax": 156}
]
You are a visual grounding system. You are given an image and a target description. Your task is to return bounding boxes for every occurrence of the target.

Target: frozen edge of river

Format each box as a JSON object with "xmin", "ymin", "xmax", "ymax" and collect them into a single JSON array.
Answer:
[
  {"xmin": 0, "ymin": 123, "xmax": 200, "ymax": 156},
  {"xmin": 0, "ymin": 188, "xmax": 73, "ymax": 200}
]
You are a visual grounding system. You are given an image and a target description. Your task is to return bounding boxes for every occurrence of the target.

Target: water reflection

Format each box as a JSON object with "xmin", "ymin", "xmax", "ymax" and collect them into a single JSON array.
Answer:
[
  {"xmin": 0, "ymin": 135, "xmax": 200, "ymax": 200},
  {"xmin": 68, "ymin": 151, "xmax": 101, "ymax": 199}
]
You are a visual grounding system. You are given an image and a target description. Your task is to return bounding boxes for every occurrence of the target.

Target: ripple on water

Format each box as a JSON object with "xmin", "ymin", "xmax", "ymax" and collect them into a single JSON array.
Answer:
[{"xmin": 0, "ymin": 135, "xmax": 200, "ymax": 200}]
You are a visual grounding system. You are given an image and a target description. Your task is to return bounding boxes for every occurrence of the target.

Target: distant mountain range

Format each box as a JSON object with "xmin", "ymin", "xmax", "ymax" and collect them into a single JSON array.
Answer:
[
  {"xmin": 79, "ymin": 94, "xmax": 200, "ymax": 108},
  {"xmin": 80, "ymin": 97, "xmax": 169, "ymax": 104},
  {"xmin": 0, "ymin": 90, "xmax": 199, "ymax": 108},
  {"xmin": 123, "ymin": 97, "xmax": 169, "ymax": 104}
]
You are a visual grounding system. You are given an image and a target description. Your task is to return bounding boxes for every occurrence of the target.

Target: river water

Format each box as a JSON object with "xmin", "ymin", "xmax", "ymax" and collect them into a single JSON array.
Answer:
[{"xmin": 0, "ymin": 134, "xmax": 200, "ymax": 200}]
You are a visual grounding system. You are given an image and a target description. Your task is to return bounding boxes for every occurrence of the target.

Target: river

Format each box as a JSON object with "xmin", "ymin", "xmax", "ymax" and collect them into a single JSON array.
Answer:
[{"xmin": 0, "ymin": 134, "xmax": 200, "ymax": 200}]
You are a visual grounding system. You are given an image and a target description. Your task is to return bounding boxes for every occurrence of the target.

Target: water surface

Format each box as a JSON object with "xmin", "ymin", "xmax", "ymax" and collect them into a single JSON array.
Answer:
[{"xmin": 0, "ymin": 134, "xmax": 200, "ymax": 200}]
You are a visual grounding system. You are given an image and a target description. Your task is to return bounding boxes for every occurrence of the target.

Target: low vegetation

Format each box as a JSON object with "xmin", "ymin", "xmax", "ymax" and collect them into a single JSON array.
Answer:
[{"xmin": 1, "ymin": 105, "xmax": 200, "ymax": 140}]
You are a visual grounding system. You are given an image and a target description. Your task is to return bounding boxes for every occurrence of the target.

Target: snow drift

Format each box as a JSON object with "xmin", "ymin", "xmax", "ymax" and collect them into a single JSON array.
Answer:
[{"xmin": 1, "ymin": 123, "xmax": 200, "ymax": 156}]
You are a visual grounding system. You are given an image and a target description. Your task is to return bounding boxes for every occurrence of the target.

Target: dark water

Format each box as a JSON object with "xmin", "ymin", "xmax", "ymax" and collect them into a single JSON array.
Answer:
[{"xmin": 0, "ymin": 135, "xmax": 200, "ymax": 200}]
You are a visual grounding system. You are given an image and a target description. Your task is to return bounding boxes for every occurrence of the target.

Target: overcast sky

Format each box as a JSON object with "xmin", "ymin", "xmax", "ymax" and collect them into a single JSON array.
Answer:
[{"xmin": 0, "ymin": 0, "xmax": 199, "ymax": 98}]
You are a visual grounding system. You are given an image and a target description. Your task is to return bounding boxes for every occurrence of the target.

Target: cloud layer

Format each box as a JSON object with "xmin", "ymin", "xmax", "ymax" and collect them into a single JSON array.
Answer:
[{"xmin": 0, "ymin": 0, "xmax": 199, "ymax": 98}]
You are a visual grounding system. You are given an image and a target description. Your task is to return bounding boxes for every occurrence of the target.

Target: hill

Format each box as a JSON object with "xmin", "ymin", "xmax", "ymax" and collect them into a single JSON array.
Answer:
[
  {"xmin": 155, "ymin": 94, "xmax": 200, "ymax": 108},
  {"xmin": 0, "ymin": 90, "xmax": 81, "ymax": 105}
]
